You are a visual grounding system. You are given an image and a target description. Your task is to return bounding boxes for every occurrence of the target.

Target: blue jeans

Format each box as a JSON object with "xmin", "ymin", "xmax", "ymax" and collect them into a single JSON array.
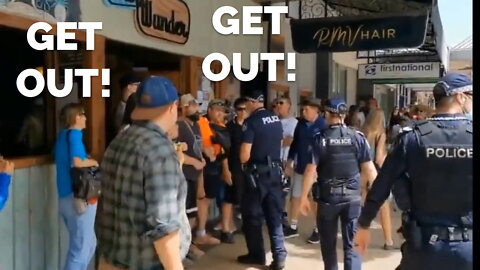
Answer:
[{"xmin": 59, "ymin": 195, "xmax": 97, "ymax": 270}]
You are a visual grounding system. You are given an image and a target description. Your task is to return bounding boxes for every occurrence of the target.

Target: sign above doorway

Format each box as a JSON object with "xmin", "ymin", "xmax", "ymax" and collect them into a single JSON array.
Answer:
[
  {"xmin": 134, "ymin": 0, "xmax": 191, "ymax": 44},
  {"xmin": 290, "ymin": 10, "xmax": 429, "ymax": 53},
  {"xmin": 103, "ymin": 0, "xmax": 136, "ymax": 9},
  {"xmin": 358, "ymin": 62, "xmax": 441, "ymax": 79}
]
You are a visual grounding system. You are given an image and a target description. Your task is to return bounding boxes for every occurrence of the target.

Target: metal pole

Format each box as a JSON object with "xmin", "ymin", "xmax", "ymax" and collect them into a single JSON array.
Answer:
[{"xmin": 298, "ymin": 0, "xmax": 302, "ymax": 19}]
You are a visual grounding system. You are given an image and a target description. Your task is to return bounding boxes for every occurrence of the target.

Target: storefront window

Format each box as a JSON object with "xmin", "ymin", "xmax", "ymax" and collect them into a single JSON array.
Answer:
[
  {"xmin": 0, "ymin": 26, "xmax": 86, "ymax": 158},
  {"xmin": 0, "ymin": 27, "xmax": 48, "ymax": 157}
]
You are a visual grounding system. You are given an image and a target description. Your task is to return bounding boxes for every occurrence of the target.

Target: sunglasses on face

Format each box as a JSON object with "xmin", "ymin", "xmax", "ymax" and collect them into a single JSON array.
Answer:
[{"xmin": 236, "ymin": 107, "xmax": 246, "ymax": 111}]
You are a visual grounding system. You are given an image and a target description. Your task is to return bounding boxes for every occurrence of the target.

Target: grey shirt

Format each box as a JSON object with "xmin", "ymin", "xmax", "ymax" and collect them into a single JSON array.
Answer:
[{"xmin": 99, "ymin": 121, "xmax": 191, "ymax": 270}]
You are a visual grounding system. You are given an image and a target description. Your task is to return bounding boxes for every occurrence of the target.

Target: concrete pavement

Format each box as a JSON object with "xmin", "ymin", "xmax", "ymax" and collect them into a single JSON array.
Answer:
[{"xmin": 190, "ymin": 209, "xmax": 403, "ymax": 270}]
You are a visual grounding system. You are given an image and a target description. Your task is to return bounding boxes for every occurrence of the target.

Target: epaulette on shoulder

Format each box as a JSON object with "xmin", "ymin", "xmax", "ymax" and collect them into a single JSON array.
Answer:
[
  {"xmin": 354, "ymin": 130, "xmax": 366, "ymax": 138},
  {"xmin": 399, "ymin": 126, "xmax": 413, "ymax": 133}
]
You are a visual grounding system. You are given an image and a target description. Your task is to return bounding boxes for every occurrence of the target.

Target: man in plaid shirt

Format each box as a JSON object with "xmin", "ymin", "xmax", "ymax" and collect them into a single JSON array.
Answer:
[{"xmin": 98, "ymin": 76, "xmax": 191, "ymax": 270}]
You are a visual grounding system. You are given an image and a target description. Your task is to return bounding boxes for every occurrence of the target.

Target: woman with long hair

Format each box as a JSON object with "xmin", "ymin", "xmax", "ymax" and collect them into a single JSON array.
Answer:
[
  {"xmin": 54, "ymin": 103, "xmax": 99, "ymax": 270},
  {"xmin": 361, "ymin": 108, "xmax": 395, "ymax": 250}
]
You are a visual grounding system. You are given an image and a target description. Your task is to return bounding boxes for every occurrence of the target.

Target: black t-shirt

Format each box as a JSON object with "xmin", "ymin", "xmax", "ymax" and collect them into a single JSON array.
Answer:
[
  {"xmin": 178, "ymin": 120, "xmax": 203, "ymax": 180},
  {"xmin": 226, "ymin": 117, "xmax": 244, "ymax": 172},
  {"xmin": 242, "ymin": 108, "xmax": 283, "ymax": 163}
]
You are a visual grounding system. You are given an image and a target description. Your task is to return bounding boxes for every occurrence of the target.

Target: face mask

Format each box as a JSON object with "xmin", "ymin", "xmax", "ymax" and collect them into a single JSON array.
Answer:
[{"xmin": 187, "ymin": 113, "xmax": 200, "ymax": 122}]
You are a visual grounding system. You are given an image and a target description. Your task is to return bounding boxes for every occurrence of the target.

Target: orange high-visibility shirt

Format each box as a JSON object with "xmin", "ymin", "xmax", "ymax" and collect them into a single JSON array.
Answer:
[{"xmin": 198, "ymin": 116, "xmax": 224, "ymax": 156}]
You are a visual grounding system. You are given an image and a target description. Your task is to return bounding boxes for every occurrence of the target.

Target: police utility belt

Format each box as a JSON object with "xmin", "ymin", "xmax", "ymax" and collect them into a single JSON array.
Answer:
[
  {"xmin": 243, "ymin": 156, "xmax": 284, "ymax": 190},
  {"xmin": 312, "ymin": 180, "xmax": 361, "ymax": 202},
  {"xmin": 401, "ymin": 212, "xmax": 473, "ymax": 249}
]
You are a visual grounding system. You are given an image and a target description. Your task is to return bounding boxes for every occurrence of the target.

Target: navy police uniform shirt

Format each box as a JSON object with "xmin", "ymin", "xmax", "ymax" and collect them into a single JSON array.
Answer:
[
  {"xmin": 242, "ymin": 108, "xmax": 283, "ymax": 163},
  {"xmin": 358, "ymin": 114, "xmax": 473, "ymax": 228},
  {"xmin": 309, "ymin": 124, "xmax": 371, "ymax": 190}
]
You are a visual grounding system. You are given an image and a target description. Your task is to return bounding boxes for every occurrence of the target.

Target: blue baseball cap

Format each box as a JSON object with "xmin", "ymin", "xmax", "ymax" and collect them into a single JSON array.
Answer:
[
  {"xmin": 325, "ymin": 98, "xmax": 348, "ymax": 114},
  {"xmin": 433, "ymin": 73, "xmax": 473, "ymax": 97},
  {"xmin": 245, "ymin": 90, "xmax": 265, "ymax": 102},
  {"xmin": 131, "ymin": 76, "xmax": 179, "ymax": 120}
]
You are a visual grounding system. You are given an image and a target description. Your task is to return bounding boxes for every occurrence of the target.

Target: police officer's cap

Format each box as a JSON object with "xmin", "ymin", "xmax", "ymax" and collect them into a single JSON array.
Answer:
[
  {"xmin": 245, "ymin": 91, "xmax": 265, "ymax": 102},
  {"xmin": 325, "ymin": 98, "xmax": 348, "ymax": 115},
  {"xmin": 433, "ymin": 73, "xmax": 473, "ymax": 98}
]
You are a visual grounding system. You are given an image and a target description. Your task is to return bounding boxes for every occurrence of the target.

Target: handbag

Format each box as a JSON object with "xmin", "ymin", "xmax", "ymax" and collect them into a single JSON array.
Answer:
[{"xmin": 66, "ymin": 130, "xmax": 101, "ymax": 201}]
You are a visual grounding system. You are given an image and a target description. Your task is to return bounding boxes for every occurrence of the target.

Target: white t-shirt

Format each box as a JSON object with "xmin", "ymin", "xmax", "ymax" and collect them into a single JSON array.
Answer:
[{"xmin": 280, "ymin": 116, "xmax": 298, "ymax": 162}]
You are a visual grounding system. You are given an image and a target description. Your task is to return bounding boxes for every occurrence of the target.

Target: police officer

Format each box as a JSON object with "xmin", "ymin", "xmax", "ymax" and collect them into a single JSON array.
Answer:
[
  {"xmin": 354, "ymin": 73, "xmax": 473, "ymax": 270},
  {"xmin": 238, "ymin": 91, "xmax": 287, "ymax": 270},
  {"xmin": 299, "ymin": 98, "xmax": 377, "ymax": 270}
]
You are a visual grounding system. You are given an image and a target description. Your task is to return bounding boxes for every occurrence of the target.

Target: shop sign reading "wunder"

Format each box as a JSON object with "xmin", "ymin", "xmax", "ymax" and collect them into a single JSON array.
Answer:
[
  {"xmin": 290, "ymin": 10, "xmax": 429, "ymax": 53},
  {"xmin": 135, "ymin": 0, "xmax": 190, "ymax": 44}
]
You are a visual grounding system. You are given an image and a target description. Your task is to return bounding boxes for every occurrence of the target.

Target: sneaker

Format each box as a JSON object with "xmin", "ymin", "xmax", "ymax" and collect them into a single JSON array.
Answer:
[
  {"xmin": 194, "ymin": 234, "xmax": 221, "ymax": 245},
  {"xmin": 383, "ymin": 243, "xmax": 395, "ymax": 250},
  {"xmin": 307, "ymin": 230, "xmax": 320, "ymax": 244},
  {"xmin": 269, "ymin": 260, "xmax": 286, "ymax": 270},
  {"xmin": 237, "ymin": 254, "xmax": 266, "ymax": 265},
  {"xmin": 213, "ymin": 223, "xmax": 222, "ymax": 231},
  {"xmin": 284, "ymin": 226, "xmax": 299, "ymax": 239},
  {"xmin": 220, "ymin": 232, "xmax": 235, "ymax": 244}
]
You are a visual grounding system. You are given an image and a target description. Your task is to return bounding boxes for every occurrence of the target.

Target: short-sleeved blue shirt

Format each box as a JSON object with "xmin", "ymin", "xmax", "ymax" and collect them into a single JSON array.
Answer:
[
  {"xmin": 242, "ymin": 108, "xmax": 283, "ymax": 163},
  {"xmin": 0, "ymin": 173, "xmax": 11, "ymax": 211},
  {"xmin": 359, "ymin": 114, "xmax": 473, "ymax": 228},
  {"xmin": 54, "ymin": 129, "xmax": 87, "ymax": 198},
  {"xmin": 309, "ymin": 125, "xmax": 371, "ymax": 190}
]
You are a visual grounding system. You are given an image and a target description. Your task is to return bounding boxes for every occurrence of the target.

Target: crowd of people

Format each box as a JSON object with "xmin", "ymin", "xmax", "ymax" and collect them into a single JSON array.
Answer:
[{"xmin": 0, "ymin": 72, "xmax": 472, "ymax": 270}]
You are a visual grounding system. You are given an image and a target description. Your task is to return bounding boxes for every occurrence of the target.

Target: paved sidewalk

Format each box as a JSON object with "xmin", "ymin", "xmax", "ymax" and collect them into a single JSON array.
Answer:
[{"xmin": 190, "ymin": 210, "xmax": 403, "ymax": 270}]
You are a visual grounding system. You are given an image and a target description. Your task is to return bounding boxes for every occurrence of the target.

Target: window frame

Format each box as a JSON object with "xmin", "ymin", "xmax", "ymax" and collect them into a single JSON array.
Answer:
[{"xmin": 0, "ymin": 12, "xmax": 106, "ymax": 169}]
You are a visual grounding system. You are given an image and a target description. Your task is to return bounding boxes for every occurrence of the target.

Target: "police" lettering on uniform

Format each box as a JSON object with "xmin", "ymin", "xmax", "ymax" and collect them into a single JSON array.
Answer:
[
  {"xmin": 426, "ymin": 147, "xmax": 473, "ymax": 158},
  {"xmin": 262, "ymin": 115, "xmax": 280, "ymax": 124},
  {"xmin": 329, "ymin": 138, "xmax": 352, "ymax": 145}
]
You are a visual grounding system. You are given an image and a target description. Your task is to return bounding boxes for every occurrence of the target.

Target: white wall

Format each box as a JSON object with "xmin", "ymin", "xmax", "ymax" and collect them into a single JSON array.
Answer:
[
  {"xmin": 81, "ymin": 0, "xmax": 262, "ymax": 69},
  {"xmin": 333, "ymin": 52, "xmax": 366, "ymax": 70},
  {"xmin": 346, "ymin": 67, "xmax": 357, "ymax": 106}
]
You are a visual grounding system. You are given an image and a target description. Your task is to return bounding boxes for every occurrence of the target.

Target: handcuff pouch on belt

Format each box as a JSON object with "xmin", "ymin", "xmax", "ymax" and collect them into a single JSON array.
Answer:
[
  {"xmin": 312, "ymin": 182, "xmax": 321, "ymax": 201},
  {"xmin": 401, "ymin": 211, "xmax": 422, "ymax": 249}
]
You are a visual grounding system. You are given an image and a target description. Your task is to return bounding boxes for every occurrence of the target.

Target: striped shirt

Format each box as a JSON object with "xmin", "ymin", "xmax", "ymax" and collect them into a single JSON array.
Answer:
[{"xmin": 98, "ymin": 121, "xmax": 191, "ymax": 270}]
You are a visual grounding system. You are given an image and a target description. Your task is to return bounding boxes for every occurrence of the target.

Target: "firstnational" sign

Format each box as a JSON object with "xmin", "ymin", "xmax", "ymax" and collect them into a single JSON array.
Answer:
[{"xmin": 358, "ymin": 62, "xmax": 441, "ymax": 79}]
